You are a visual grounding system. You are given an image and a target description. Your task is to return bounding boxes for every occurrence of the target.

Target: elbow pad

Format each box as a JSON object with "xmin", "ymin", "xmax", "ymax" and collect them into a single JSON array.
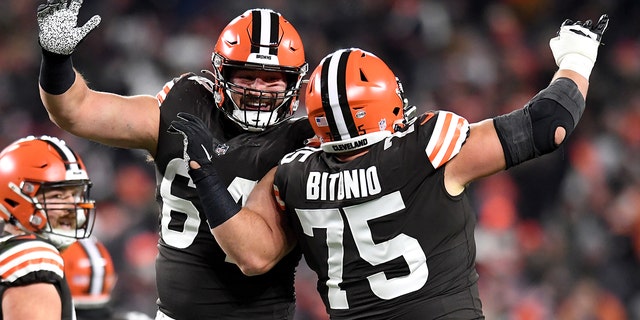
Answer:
[{"xmin": 494, "ymin": 77, "xmax": 585, "ymax": 168}]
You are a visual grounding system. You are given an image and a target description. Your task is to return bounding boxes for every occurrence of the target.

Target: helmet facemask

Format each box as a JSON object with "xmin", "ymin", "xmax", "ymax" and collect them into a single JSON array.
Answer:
[
  {"xmin": 392, "ymin": 77, "xmax": 417, "ymax": 132},
  {"xmin": 16, "ymin": 180, "xmax": 96, "ymax": 249},
  {"xmin": 212, "ymin": 54, "xmax": 306, "ymax": 131}
]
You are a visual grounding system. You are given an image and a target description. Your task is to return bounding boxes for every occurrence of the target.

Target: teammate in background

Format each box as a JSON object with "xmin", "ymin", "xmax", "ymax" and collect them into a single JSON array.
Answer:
[
  {"xmin": 37, "ymin": 1, "xmax": 314, "ymax": 319},
  {"xmin": 62, "ymin": 237, "xmax": 153, "ymax": 320},
  {"xmin": 170, "ymin": 15, "xmax": 609, "ymax": 319},
  {"xmin": 0, "ymin": 135, "xmax": 96, "ymax": 320}
]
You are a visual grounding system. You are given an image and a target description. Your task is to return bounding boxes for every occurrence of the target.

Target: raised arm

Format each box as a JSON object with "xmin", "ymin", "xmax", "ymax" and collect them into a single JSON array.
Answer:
[
  {"xmin": 37, "ymin": 0, "xmax": 159, "ymax": 154},
  {"xmin": 168, "ymin": 113, "xmax": 296, "ymax": 276},
  {"xmin": 445, "ymin": 14, "xmax": 609, "ymax": 195}
]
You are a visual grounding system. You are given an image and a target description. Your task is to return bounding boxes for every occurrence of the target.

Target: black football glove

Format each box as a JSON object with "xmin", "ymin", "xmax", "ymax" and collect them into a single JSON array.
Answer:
[
  {"xmin": 169, "ymin": 112, "xmax": 241, "ymax": 228},
  {"xmin": 549, "ymin": 14, "xmax": 609, "ymax": 79},
  {"xmin": 37, "ymin": 0, "xmax": 101, "ymax": 55},
  {"xmin": 168, "ymin": 112, "xmax": 218, "ymax": 166}
]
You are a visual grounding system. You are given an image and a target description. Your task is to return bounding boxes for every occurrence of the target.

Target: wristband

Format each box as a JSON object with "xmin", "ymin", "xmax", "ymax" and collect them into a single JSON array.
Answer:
[
  {"xmin": 558, "ymin": 53, "xmax": 595, "ymax": 80},
  {"xmin": 189, "ymin": 163, "xmax": 240, "ymax": 229},
  {"xmin": 39, "ymin": 49, "xmax": 75, "ymax": 95}
]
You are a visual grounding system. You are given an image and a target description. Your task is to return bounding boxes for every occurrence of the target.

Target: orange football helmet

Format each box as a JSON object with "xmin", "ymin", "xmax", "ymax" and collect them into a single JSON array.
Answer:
[
  {"xmin": 62, "ymin": 237, "xmax": 117, "ymax": 308},
  {"xmin": 0, "ymin": 135, "xmax": 95, "ymax": 248},
  {"xmin": 305, "ymin": 48, "xmax": 415, "ymax": 153},
  {"xmin": 210, "ymin": 8, "xmax": 308, "ymax": 131}
]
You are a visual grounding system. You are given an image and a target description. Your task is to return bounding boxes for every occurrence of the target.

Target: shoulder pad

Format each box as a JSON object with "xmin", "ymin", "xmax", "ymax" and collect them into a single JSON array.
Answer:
[
  {"xmin": 0, "ymin": 239, "xmax": 64, "ymax": 282},
  {"xmin": 186, "ymin": 75, "xmax": 215, "ymax": 93},
  {"xmin": 156, "ymin": 72, "xmax": 208, "ymax": 105}
]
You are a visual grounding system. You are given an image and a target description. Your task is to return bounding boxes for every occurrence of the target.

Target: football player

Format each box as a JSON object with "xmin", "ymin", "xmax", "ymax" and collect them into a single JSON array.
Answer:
[
  {"xmin": 37, "ymin": 1, "xmax": 314, "ymax": 319},
  {"xmin": 0, "ymin": 135, "xmax": 96, "ymax": 320},
  {"xmin": 170, "ymin": 14, "xmax": 609, "ymax": 319}
]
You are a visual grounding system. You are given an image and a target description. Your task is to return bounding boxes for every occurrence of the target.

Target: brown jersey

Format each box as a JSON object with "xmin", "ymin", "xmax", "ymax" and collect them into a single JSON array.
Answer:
[
  {"xmin": 153, "ymin": 73, "xmax": 314, "ymax": 319},
  {"xmin": 274, "ymin": 111, "xmax": 484, "ymax": 319}
]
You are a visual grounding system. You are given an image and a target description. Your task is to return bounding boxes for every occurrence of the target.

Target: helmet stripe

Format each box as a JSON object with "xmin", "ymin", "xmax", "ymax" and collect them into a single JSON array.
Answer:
[
  {"xmin": 78, "ymin": 239, "xmax": 106, "ymax": 295},
  {"xmin": 37, "ymin": 136, "xmax": 89, "ymax": 180},
  {"xmin": 267, "ymin": 11, "xmax": 279, "ymax": 55},
  {"xmin": 321, "ymin": 49, "xmax": 359, "ymax": 141},
  {"xmin": 39, "ymin": 136, "xmax": 82, "ymax": 174},
  {"xmin": 251, "ymin": 9, "xmax": 279, "ymax": 56}
]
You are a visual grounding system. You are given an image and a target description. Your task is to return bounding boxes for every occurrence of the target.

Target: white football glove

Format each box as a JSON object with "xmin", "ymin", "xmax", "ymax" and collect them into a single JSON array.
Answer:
[
  {"xmin": 549, "ymin": 14, "xmax": 609, "ymax": 79},
  {"xmin": 37, "ymin": 0, "xmax": 101, "ymax": 55}
]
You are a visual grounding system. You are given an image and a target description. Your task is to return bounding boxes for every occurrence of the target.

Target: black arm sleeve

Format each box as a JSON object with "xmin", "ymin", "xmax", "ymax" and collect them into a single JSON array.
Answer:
[
  {"xmin": 494, "ymin": 77, "xmax": 584, "ymax": 168},
  {"xmin": 189, "ymin": 163, "xmax": 240, "ymax": 229}
]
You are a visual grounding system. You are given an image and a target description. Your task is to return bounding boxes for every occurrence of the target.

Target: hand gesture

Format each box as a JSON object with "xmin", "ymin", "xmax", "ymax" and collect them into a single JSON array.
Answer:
[
  {"xmin": 168, "ymin": 112, "xmax": 218, "ymax": 166},
  {"xmin": 549, "ymin": 14, "xmax": 609, "ymax": 79},
  {"xmin": 37, "ymin": 0, "xmax": 101, "ymax": 55},
  {"xmin": 557, "ymin": 14, "xmax": 609, "ymax": 42}
]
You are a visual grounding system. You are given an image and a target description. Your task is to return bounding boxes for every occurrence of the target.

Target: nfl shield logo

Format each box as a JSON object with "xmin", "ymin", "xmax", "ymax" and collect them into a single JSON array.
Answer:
[{"xmin": 214, "ymin": 144, "xmax": 229, "ymax": 156}]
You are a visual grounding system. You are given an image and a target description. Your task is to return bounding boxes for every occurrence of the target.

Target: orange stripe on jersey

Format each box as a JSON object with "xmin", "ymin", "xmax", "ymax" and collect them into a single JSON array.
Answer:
[
  {"xmin": 156, "ymin": 81, "xmax": 175, "ymax": 105},
  {"xmin": 2, "ymin": 245, "xmax": 61, "ymax": 265},
  {"xmin": 420, "ymin": 112, "xmax": 436, "ymax": 126},
  {"xmin": 439, "ymin": 116, "xmax": 466, "ymax": 165},
  {"xmin": 2, "ymin": 245, "xmax": 60, "ymax": 265},
  {"xmin": 273, "ymin": 185, "xmax": 286, "ymax": 211},
  {"xmin": 428, "ymin": 112, "xmax": 453, "ymax": 163},
  {"xmin": 2, "ymin": 246, "xmax": 64, "ymax": 268},
  {"xmin": 425, "ymin": 111, "xmax": 469, "ymax": 169},
  {"xmin": 2, "ymin": 257, "xmax": 63, "ymax": 280}
]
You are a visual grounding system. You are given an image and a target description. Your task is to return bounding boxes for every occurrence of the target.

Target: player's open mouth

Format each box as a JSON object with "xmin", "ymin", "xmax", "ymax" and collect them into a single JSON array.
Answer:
[
  {"xmin": 55, "ymin": 216, "xmax": 75, "ymax": 229},
  {"xmin": 242, "ymin": 101, "xmax": 272, "ymax": 111}
]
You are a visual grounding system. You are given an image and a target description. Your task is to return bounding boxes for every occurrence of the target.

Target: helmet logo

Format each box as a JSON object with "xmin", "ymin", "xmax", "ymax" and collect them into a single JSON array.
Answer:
[
  {"xmin": 355, "ymin": 110, "xmax": 366, "ymax": 118},
  {"xmin": 247, "ymin": 53, "xmax": 279, "ymax": 65},
  {"xmin": 214, "ymin": 144, "xmax": 230, "ymax": 156},
  {"xmin": 378, "ymin": 119, "xmax": 387, "ymax": 131},
  {"xmin": 256, "ymin": 54, "xmax": 273, "ymax": 60}
]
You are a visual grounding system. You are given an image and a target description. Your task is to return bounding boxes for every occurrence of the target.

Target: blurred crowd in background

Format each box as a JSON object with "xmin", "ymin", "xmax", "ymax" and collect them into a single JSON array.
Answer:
[{"xmin": 2, "ymin": 0, "xmax": 640, "ymax": 319}]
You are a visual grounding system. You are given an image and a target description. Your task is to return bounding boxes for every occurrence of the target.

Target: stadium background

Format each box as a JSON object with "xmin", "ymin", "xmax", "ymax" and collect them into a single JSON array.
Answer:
[{"xmin": 1, "ymin": 0, "xmax": 640, "ymax": 319}]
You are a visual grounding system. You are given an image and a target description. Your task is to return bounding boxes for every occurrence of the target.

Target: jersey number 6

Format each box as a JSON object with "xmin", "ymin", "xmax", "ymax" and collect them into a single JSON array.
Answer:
[{"xmin": 160, "ymin": 159, "xmax": 256, "ymax": 249}]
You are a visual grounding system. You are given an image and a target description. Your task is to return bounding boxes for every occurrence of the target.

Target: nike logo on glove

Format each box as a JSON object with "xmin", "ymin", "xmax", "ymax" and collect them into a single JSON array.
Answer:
[{"xmin": 201, "ymin": 144, "xmax": 213, "ymax": 161}]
